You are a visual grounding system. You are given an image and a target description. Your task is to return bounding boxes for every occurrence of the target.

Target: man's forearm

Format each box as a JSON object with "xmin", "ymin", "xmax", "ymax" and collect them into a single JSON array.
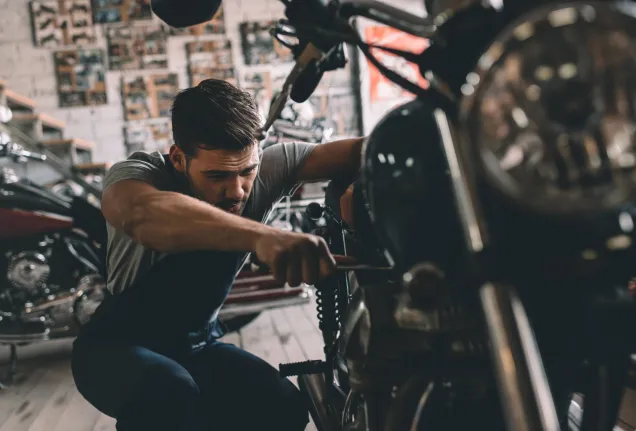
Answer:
[{"xmin": 126, "ymin": 190, "xmax": 274, "ymax": 253}]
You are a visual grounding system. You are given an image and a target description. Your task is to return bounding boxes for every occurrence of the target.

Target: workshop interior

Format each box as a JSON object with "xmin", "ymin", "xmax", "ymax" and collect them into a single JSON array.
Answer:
[{"xmin": 1, "ymin": 0, "xmax": 636, "ymax": 430}]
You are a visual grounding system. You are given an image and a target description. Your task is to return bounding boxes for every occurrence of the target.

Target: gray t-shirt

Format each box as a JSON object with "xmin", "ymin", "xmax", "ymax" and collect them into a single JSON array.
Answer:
[{"xmin": 102, "ymin": 142, "xmax": 316, "ymax": 295}]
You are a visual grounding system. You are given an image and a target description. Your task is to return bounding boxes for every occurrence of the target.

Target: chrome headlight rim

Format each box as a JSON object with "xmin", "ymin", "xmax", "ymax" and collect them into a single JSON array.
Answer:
[{"xmin": 457, "ymin": 1, "xmax": 636, "ymax": 218}]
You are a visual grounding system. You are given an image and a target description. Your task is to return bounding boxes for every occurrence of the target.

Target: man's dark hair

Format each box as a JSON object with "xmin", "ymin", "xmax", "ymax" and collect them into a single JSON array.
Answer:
[{"xmin": 171, "ymin": 79, "xmax": 261, "ymax": 157}]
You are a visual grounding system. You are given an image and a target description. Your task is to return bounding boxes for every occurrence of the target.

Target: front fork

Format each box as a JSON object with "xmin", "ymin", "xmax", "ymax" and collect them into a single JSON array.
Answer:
[
  {"xmin": 480, "ymin": 282, "xmax": 634, "ymax": 431},
  {"xmin": 479, "ymin": 283, "xmax": 562, "ymax": 431}
]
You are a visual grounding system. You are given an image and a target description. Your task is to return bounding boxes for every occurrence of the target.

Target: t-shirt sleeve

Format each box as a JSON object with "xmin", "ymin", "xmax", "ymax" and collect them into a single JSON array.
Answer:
[
  {"xmin": 102, "ymin": 152, "xmax": 172, "ymax": 192},
  {"xmin": 258, "ymin": 141, "xmax": 317, "ymax": 200}
]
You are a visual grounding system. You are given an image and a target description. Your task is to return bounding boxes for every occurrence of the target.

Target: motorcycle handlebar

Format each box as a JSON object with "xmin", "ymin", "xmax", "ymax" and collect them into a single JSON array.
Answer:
[{"xmin": 0, "ymin": 142, "xmax": 47, "ymax": 162}]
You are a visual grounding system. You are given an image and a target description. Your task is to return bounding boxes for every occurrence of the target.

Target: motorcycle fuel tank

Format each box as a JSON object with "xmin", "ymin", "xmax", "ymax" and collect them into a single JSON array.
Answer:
[
  {"xmin": 360, "ymin": 99, "xmax": 465, "ymax": 272},
  {"xmin": 0, "ymin": 180, "xmax": 72, "ymax": 239}
]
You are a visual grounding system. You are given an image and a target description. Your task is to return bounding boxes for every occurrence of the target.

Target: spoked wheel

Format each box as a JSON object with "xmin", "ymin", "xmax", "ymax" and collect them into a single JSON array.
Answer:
[{"xmin": 342, "ymin": 390, "xmax": 366, "ymax": 431}]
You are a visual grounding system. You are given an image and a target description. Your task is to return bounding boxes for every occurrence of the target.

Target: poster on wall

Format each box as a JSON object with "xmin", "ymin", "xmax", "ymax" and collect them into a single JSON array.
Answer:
[
  {"xmin": 125, "ymin": 119, "xmax": 173, "ymax": 154},
  {"xmin": 364, "ymin": 26, "xmax": 429, "ymax": 102},
  {"xmin": 54, "ymin": 48, "xmax": 107, "ymax": 107},
  {"xmin": 186, "ymin": 40, "xmax": 236, "ymax": 87},
  {"xmin": 121, "ymin": 73, "xmax": 179, "ymax": 121},
  {"xmin": 30, "ymin": 0, "xmax": 96, "ymax": 48},
  {"xmin": 92, "ymin": 0, "xmax": 152, "ymax": 24},
  {"xmin": 239, "ymin": 21, "xmax": 293, "ymax": 66},
  {"xmin": 168, "ymin": 5, "xmax": 225, "ymax": 36},
  {"xmin": 107, "ymin": 25, "xmax": 168, "ymax": 70}
]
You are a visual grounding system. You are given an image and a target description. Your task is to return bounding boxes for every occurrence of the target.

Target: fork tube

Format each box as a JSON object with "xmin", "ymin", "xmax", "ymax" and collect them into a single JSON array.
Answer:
[{"xmin": 479, "ymin": 282, "xmax": 561, "ymax": 431}]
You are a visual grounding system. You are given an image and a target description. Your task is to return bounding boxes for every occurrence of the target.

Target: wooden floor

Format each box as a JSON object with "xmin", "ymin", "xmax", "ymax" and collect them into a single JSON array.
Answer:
[
  {"xmin": 0, "ymin": 302, "xmax": 323, "ymax": 431},
  {"xmin": 0, "ymin": 299, "xmax": 634, "ymax": 431}
]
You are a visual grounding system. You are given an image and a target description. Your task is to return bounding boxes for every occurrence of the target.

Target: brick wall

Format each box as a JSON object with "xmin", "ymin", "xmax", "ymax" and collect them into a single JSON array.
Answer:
[
  {"xmin": 0, "ymin": 0, "xmax": 303, "ymax": 163},
  {"xmin": 0, "ymin": 0, "xmax": 424, "ymax": 162}
]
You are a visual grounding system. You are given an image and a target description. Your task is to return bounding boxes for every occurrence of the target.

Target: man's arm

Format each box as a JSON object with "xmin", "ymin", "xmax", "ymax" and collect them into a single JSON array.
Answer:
[
  {"xmin": 294, "ymin": 137, "xmax": 364, "ymax": 183},
  {"xmin": 102, "ymin": 179, "xmax": 336, "ymax": 285},
  {"xmin": 102, "ymin": 179, "xmax": 279, "ymax": 253}
]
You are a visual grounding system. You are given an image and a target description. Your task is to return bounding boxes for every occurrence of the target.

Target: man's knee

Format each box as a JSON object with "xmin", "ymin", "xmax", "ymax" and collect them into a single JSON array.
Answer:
[
  {"xmin": 117, "ymin": 365, "xmax": 202, "ymax": 430},
  {"xmin": 137, "ymin": 364, "xmax": 200, "ymax": 406}
]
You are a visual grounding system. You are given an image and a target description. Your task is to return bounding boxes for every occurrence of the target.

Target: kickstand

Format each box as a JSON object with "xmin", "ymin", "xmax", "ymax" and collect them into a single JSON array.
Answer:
[{"xmin": 0, "ymin": 344, "xmax": 17, "ymax": 390}]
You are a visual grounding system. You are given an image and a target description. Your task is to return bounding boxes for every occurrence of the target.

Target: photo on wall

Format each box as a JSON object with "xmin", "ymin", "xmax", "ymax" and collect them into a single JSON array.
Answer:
[
  {"xmin": 54, "ymin": 48, "xmax": 107, "ymax": 107},
  {"xmin": 125, "ymin": 119, "xmax": 173, "ymax": 154},
  {"xmin": 92, "ymin": 0, "xmax": 152, "ymax": 24},
  {"xmin": 30, "ymin": 0, "xmax": 96, "ymax": 48},
  {"xmin": 107, "ymin": 25, "xmax": 168, "ymax": 70},
  {"xmin": 239, "ymin": 21, "xmax": 294, "ymax": 66},
  {"xmin": 186, "ymin": 40, "xmax": 236, "ymax": 87},
  {"xmin": 121, "ymin": 73, "xmax": 179, "ymax": 121},
  {"xmin": 168, "ymin": 5, "xmax": 225, "ymax": 36}
]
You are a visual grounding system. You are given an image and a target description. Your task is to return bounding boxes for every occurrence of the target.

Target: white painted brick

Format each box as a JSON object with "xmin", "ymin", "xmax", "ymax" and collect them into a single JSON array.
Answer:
[
  {"xmin": 67, "ymin": 107, "xmax": 101, "ymax": 124},
  {"xmin": 93, "ymin": 139, "xmax": 126, "ymax": 163},
  {"xmin": 31, "ymin": 75, "xmax": 58, "ymax": 99},
  {"xmin": 1, "ymin": 75, "xmax": 33, "ymax": 98},
  {"xmin": 92, "ymin": 121, "xmax": 124, "ymax": 141},
  {"xmin": 33, "ymin": 94, "xmax": 59, "ymax": 111},
  {"xmin": 65, "ymin": 123, "xmax": 95, "ymax": 142},
  {"xmin": 0, "ymin": 0, "xmax": 33, "ymax": 42},
  {"xmin": 98, "ymin": 105, "xmax": 124, "ymax": 122}
]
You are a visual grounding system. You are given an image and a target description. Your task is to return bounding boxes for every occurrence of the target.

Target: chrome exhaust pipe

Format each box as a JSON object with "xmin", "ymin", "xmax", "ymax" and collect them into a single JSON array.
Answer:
[
  {"xmin": 298, "ymin": 374, "xmax": 341, "ymax": 431},
  {"xmin": 0, "ymin": 330, "xmax": 50, "ymax": 344}
]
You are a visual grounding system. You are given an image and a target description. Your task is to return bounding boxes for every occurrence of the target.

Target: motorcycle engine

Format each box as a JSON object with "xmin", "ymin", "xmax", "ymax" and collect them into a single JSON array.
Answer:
[
  {"xmin": 1, "ymin": 233, "xmax": 105, "ymax": 334},
  {"xmin": 7, "ymin": 251, "xmax": 51, "ymax": 297}
]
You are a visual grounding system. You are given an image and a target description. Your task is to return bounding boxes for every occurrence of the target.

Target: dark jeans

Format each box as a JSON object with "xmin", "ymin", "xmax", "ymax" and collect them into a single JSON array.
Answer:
[{"xmin": 71, "ymin": 339, "xmax": 309, "ymax": 431}]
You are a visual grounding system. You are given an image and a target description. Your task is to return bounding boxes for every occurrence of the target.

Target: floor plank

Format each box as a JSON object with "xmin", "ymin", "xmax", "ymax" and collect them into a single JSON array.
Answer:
[
  {"xmin": 221, "ymin": 331, "xmax": 241, "ymax": 348},
  {"xmin": 28, "ymin": 369, "xmax": 82, "ymax": 431},
  {"xmin": 283, "ymin": 304, "xmax": 325, "ymax": 361},
  {"xmin": 52, "ymin": 386, "xmax": 102, "ymax": 431},
  {"xmin": 302, "ymin": 301, "xmax": 320, "ymax": 332},
  {"xmin": 240, "ymin": 311, "xmax": 289, "ymax": 370},
  {"xmin": 0, "ymin": 361, "xmax": 69, "ymax": 431},
  {"xmin": 91, "ymin": 414, "xmax": 116, "ymax": 431},
  {"xmin": 270, "ymin": 308, "xmax": 310, "ymax": 388},
  {"xmin": 0, "ymin": 368, "xmax": 48, "ymax": 423}
]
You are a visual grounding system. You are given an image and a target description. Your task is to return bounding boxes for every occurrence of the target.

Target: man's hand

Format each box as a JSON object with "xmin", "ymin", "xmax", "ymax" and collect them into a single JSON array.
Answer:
[{"xmin": 254, "ymin": 231, "xmax": 337, "ymax": 287}]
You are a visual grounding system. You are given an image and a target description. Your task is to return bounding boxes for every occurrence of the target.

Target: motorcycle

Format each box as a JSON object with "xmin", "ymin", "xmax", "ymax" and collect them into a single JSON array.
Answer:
[
  {"xmin": 262, "ymin": 91, "xmax": 335, "ymax": 149},
  {"xmin": 243, "ymin": 0, "xmax": 636, "ymax": 430},
  {"xmin": 0, "ymin": 136, "xmax": 107, "ymax": 389}
]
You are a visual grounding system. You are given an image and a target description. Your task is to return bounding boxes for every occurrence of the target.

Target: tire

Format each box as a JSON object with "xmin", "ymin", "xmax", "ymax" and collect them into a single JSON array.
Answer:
[{"xmin": 222, "ymin": 313, "xmax": 260, "ymax": 333}]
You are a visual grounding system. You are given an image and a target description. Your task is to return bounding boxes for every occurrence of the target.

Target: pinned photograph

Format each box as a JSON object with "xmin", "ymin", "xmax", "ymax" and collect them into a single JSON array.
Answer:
[
  {"xmin": 31, "ymin": 0, "xmax": 96, "ymax": 48},
  {"xmin": 54, "ymin": 48, "xmax": 107, "ymax": 107}
]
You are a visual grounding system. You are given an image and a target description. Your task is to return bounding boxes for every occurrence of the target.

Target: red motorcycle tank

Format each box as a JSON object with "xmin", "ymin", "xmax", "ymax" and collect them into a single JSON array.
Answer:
[{"xmin": 0, "ymin": 180, "xmax": 73, "ymax": 239}]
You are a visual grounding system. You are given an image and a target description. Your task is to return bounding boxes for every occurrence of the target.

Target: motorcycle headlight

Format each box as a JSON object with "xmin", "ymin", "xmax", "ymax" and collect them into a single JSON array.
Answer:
[{"xmin": 460, "ymin": 2, "xmax": 636, "ymax": 215}]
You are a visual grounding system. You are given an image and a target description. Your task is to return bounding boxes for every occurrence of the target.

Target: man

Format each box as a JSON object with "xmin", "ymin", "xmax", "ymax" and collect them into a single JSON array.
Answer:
[{"xmin": 71, "ymin": 79, "xmax": 363, "ymax": 431}]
